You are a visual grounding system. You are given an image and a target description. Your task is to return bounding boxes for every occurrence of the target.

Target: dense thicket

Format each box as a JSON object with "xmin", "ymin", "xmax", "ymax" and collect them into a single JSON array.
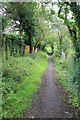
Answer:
[{"xmin": 2, "ymin": 33, "xmax": 26, "ymax": 59}]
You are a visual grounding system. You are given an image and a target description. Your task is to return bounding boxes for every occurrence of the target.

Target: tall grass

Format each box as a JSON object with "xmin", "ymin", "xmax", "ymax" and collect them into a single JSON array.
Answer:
[{"xmin": 2, "ymin": 52, "xmax": 48, "ymax": 118}]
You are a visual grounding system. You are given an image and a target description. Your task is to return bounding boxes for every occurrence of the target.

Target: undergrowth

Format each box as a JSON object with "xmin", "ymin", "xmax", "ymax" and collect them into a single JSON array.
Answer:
[
  {"xmin": 53, "ymin": 55, "xmax": 79, "ymax": 108},
  {"xmin": 2, "ymin": 52, "xmax": 48, "ymax": 118}
]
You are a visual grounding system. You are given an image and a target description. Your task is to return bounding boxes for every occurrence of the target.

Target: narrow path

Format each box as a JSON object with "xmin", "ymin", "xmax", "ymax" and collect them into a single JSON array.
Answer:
[{"xmin": 23, "ymin": 55, "xmax": 71, "ymax": 118}]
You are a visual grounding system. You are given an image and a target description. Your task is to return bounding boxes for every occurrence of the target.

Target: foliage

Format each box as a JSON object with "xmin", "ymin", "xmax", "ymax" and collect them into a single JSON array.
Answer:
[
  {"xmin": 2, "ymin": 52, "xmax": 48, "ymax": 118},
  {"xmin": 53, "ymin": 55, "xmax": 79, "ymax": 108},
  {"xmin": 1, "ymin": 1, "xmax": 80, "ymax": 117},
  {"xmin": 2, "ymin": 33, "xmax": 26, "ymax": 59},
  {"xmin": 2, "ymin": 2, "xmax": 38, "ymax": 53}
]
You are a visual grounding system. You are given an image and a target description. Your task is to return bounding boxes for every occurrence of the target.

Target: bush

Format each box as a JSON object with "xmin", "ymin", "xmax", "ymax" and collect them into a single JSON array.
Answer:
[{"xmin": 53, "ymin": 54, "xmax": 79, "ymax": 108}]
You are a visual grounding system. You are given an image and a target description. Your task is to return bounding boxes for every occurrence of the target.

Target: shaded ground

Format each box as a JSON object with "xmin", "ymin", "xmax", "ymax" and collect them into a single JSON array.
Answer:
[{"xmin": 23, "ymin": 55, "xmax": 78, "ymax": 118}]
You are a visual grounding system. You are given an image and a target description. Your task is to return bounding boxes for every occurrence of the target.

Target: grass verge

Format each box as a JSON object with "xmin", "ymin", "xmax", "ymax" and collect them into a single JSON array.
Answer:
[{"xmin": 2, "ymin": 52, "xmax": 48, "ymax": 118}]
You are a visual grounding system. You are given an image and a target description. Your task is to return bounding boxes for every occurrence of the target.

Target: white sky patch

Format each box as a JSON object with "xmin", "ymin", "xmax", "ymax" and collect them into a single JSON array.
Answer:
[
  {"xmin": 67, "ymin": 11, "xmax": 72, "ymax": 19},
  {"xmin": 44, "ymin": 2, "xmax": 59, "ymax": 14},
  {"xmin": 16, "ymin": 21, "xmax": 20, "ymax": 24},
  {"xmin": 53, "ymin": 4, "xmax": 59, "ymax": 13}
]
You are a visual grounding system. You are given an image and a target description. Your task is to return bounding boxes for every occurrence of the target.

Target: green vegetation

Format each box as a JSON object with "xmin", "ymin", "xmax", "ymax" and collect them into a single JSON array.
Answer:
[
  {"xmin": 53, "ymin": 55, "xmax": 79, "ymax": 107},
  {"xmin": 45, "ymin": 46, "xmax": 53, "ymax": 54},
  {"xmin": 2, "ymin": 52, "xmax": 48, "ymax": 118},
  {"xmin": 2, "ymin": 33, "xmax": 26, "ymax": 59},
  {"xmin": 1, "ymin": 1, "xmax": 80, "ymax": 118}
]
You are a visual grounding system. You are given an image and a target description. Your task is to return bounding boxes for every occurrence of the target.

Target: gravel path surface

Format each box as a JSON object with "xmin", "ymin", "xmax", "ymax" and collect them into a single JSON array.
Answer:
[{"xmin": 23, "ymin": 55, "xmax": 76, "ymax": 118}]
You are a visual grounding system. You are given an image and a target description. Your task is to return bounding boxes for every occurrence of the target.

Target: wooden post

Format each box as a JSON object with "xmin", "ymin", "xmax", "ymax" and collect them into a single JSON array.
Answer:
[{"xmin": 25, "ymin": 45, "xmax": 30, "ymax": 53}]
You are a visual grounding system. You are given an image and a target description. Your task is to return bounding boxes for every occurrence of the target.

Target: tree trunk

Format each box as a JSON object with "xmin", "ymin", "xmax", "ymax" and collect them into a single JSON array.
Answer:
[
  {"xmin": 34, "ymin": 40, "xmax": 39, "ymax": 51},
  {"xmin": 5, "ymin": 37, "xmax": 8, "ymax": 60},
  {"xmin": 28, "ymin": 33, "xmax": 32, "ymax": 53}
]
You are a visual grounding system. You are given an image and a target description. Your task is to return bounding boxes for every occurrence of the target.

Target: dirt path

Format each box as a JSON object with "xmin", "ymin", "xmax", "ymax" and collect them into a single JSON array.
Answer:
[{"xmin": 23, "ymin": 55, "xmax": 75, "ymax": 118}]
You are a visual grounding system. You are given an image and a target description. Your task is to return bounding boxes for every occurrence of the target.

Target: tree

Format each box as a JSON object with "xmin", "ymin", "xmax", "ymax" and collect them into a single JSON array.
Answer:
[
  {"xmin": 58, "ymin": 2, "xmax": 80, "ymax": 57},
  {"xmin": 3, "ymin": 2, "xmax": 37, "ymax": 53}
]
